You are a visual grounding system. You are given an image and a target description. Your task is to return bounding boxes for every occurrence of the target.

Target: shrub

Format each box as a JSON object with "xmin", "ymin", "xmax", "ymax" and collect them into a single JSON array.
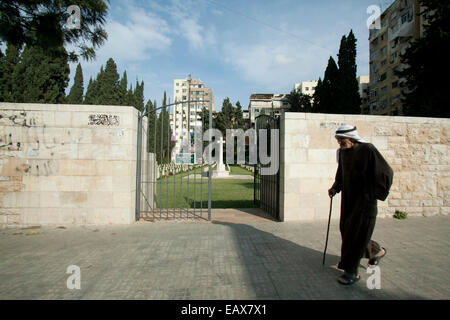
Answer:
[{"xmin": 394, "ymin": 210, "xmax": 408, "ymax": 220}]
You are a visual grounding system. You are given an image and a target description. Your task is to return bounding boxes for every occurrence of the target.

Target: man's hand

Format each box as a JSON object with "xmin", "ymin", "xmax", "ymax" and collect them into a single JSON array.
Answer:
[{"xmin": 328, "ymin": 188, "xmax": 337, "ymax": 198}]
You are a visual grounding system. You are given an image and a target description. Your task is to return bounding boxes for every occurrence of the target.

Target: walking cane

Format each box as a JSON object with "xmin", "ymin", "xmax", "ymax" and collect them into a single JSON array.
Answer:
[{"xmin": 322, "ymin": 196, "xmax": 333, "ymax": 266}]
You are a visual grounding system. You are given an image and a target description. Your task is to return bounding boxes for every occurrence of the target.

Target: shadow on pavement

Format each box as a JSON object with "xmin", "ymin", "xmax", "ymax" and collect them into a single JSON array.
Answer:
[{"xmin": 212, "ymin": 221, "xmax": 425, "ymax": 300}]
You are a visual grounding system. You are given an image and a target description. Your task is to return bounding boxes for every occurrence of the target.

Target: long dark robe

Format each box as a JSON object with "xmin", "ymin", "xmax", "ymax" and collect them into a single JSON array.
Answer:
[{"xmin": 332, "ymin": 142, "xmax": 393, "ymax": 274}]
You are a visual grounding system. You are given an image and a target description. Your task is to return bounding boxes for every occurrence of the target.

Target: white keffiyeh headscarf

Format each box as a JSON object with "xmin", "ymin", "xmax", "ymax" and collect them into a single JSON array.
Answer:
[
  {"xmin": 335, "ymin": 125, "xmax": 366, "ymax": 143},
  {"xmin": 335, "ymin": 125, "xmax": 367, "ymax": 163}
]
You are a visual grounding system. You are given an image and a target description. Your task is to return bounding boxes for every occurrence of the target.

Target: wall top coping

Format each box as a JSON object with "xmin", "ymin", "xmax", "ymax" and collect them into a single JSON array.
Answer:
[
  {"xmin": 283, "ymin": 112, "xmax": 450, "ymax": 125},
  {"xmin": 0, "ymin": 102, "xmax": 138, "ymax": 114}
]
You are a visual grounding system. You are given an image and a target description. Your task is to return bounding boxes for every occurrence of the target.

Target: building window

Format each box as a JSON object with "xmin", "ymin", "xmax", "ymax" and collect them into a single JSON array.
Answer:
[
  {"xmin": 176, "ymin": 82, "xmax": 179, "ymax": 86},
  {"xmin": 401, "ymin": 14, "xmax": 408, "ymax": 24},
  {"xmin": 370, "ymin": 50, "xmax": 378, "ymax": 60},
  {"xmin": 379, "ymin": 73, "xmax": 387, "ymax": 82},
  {"xmin": 380, "ymin": 46, "xmax": 387, "ymax": 55},
  {"xmin": 381, "ymin": 60, "xmax": 387, "ymax": 67},
  {"xmin": 381, "ymin": 33, "xmax": 386, "ymax": 41},
  {"xmin": 392, "ymin": 81, "xmax": 399, "ymax": 88},
  {"xmin": 390, "ymin": 52, "xmax": 398, "ymax": 63},
  {"xmin": 371, "ymin": 63, "xmax": 379, "ymax": 73}
]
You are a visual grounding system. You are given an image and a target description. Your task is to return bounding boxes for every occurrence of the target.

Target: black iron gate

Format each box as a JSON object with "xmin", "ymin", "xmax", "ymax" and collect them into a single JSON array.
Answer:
[
  {"xmin": 135, "ymin": 99, "xmax": 213, "ymax": 221},
  {"xmin": 254, "ymin": 114, "xmax": 280, "ymax": 220}
]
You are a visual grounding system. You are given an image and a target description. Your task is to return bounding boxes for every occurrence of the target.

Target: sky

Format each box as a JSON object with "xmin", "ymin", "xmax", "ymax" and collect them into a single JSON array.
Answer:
[{"xmin": 68, "ymin": 0, "xmax": 396, "ymax": 111}]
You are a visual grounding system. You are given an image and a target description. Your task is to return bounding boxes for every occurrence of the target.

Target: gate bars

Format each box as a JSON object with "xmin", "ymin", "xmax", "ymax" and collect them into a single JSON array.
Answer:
[
  {"xmin": 135, "ymin": 99, "xmax": 212, "ymax": 221},
  {"xmin": 254, "ymin": 114, "xmax": 280, "ymax": 221}
]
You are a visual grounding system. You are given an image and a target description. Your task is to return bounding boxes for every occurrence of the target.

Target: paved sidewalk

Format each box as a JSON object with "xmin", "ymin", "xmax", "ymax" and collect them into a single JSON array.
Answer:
[{"xmin": 0, "ymin": 211, "xmax": 449, "ymax": 300}]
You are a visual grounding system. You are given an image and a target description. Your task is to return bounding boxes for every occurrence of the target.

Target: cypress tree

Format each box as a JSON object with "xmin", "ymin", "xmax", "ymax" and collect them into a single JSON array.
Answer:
[
  {"xmin": 337, "ymin": 30, "xmax": 361, "ymax": 114},
  {"xmin": 235, "ymin": 101, "xmax": 245, "ymax": 128},
  {"xmin": 118, "ymin": 71, "xmax": 128, "ymax": 105},
  {"xmin": 84, "ymin": 77, "xmax": 95, "ymax": 104},
  {"xmin": 12, "ymin": 45, "xmax": 69, "ymax": 103},
  {"xmin": 133, "ymin": 80, "xmax": 144, "ymax": 111},
  {"xmin": 126, "ymin": 84, "xmax": 134, "ymax": 107},
  {"xmin": 84, "ymin": 66, "xmax": 104, "ymax": 105},
  {"xmin": 0, "ymin": 43, "xmax": 22, "ymax": 102},
  {"xmin": 156, "ymin": 91, "xmax": 172, "ymax": 163},
  {"xmin": 317, "ymin": 57, "xmax": 340, "ymax": 113},
  {"xmin": 97, "ymin": 58, "xmax": 120, "ymax": 105},
  {"xmin": 66, "ymin": 63, "xmax": 84, "ymax": 104},
  {"xmin": 312, "ymin": 78, "xmax": 323, "ymax": 111},
  {"xmin": 146, "ymin": 99, "xmax": 156, "ymax": 153}
]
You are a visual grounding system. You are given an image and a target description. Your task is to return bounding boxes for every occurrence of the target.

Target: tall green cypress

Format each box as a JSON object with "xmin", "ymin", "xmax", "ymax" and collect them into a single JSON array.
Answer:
[
  {"xmin": 317, "ymin": 57, "xmax": 340, "ymax": 113},
  {"xmin": 133, "ymin": 80, "xmax": 144, "ymax": 111},
  {"xmin": 84, "ymin": 66, "xmax": 104, "ymax": 105},
  {"xmin": 0, "ymin": 43, "xmax": 22, "ymax": 102},
  {"xmin": 118, "ymin": 71, "xmax": 128, "ymax": 105},
  {"xmin": 97, "ymin": 58, "xmax": 120, "ymax": 105},
  {"xmin": 66, "ymin": 63, "xmax": 84, "ymax": 104},
  {"xmin": 146, "ymin": 99, "xmax": 156, "ymax": 153},
  {"xmin": 312, "ymin": 78, "xmax": 323, "ymax": 111},
  {"xmin": 337, "ymin": 30, "xmax": 361, "ymax": 114},
  {"xmin": 126, "ymin": 84, "xmax": 134, "ymax": 107},
  {"xmin": 156, "ymin": 91, "xmax": 171, "ymax": 163},
  {"xmin": 12, "ymin": 45, "xmax": 69, "ymax": 103},
  {"xmin": 84, "ymin": 77, "xmax": 95, "ymax": 104}
]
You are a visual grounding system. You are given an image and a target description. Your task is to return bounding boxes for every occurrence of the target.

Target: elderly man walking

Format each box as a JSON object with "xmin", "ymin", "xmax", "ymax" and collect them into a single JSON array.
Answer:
[{"xmin": 328, "ymin": 125, "xmax": 393, "ymax": 285}]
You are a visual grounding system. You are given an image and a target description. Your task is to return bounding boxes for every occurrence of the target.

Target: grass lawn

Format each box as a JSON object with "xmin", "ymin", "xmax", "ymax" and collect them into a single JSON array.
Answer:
[
  {"xmin": 153, "ymin": 165, "xmax": 256, "ymax": 209},
  {"xmin": 229, "ymin": 165, "xmax": 253, "ymax": 176}
]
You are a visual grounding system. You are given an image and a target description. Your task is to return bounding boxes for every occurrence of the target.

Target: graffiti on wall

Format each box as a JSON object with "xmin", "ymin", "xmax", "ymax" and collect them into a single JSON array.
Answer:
[{"xmin": 88, "ymin": 114, "xmax": 120, "ymax": 126}]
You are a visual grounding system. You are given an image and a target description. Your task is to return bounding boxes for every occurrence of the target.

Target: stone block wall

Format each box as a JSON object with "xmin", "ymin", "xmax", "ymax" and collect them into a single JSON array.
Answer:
[
  {"xmin": 280, "ymin": 112, "xmax": 450, "ymax": 221},
  {"xmin": 0, "ymin": 103, "xmax": 140, "ymax": 228}
]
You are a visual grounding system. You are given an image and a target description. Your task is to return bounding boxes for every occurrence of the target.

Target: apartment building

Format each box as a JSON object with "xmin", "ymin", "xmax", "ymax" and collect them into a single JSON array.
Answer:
[
  {"xmin": 248, "ymin": 93, "xmax": 290, "ymax": 125},
  {"xmin": 368, "ymin": 0, "xmax": 424, "ymax": 115},
  {"xmin": 358, "ymin": 75, "xmax": 370, "ymax": 114},
  {"xmin": 172, "ymin": 76, "xmax": 214, "ymax": 153},
  {"xmin": 294, "ymin": 81, "xmax": 318, "ymax": 96}
]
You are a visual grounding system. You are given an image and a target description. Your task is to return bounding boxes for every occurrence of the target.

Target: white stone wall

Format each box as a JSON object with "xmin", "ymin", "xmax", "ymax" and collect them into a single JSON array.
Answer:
[
  {"xmin": 280, "ymin": 112, "xmax": 450, "ymax": 221},
  {"xmin": 0, "ymin": 103, "xmax": 141, "ymax": 228}
]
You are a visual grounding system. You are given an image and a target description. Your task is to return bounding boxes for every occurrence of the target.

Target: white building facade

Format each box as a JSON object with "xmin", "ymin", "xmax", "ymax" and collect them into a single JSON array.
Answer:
[
  {"xmin": 248, "ymin": 93, "xmax": 290, "ymax": 124},
  {"xmin": 172, "ymin": 76, "xmax": 214, "ymax": 156},
  {"xmin": 294, "ymin": 81, "xmax": 318, "ymax": 96}
]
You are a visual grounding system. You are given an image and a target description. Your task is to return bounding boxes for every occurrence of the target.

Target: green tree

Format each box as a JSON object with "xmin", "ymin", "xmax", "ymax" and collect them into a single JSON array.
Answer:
[
  {"xmin": 215, "ymin": 98, "xmax": 234, "ymax": 136},
  {"xmin": 146, "ymin": 99, "xmax": 156, "ymax": 153},
  {"xmin": 83, "ymin": 77, "xmax": 96, "ymax": 104},
  {"xmin": 0, "ymin": 1, "xmax": 108, "ymax": 62},
  {"xmin": 287, "ymin": 89, "xmax": 313, "ymax": 113},
  {"xmin": 12, "ymin": 45, "xmax": 69, "ymax": 103},
  {"xmin": 84, "ymin": 65, "xmax": 103, "ymax": 105},
  {"xmin": 316, "ymin": 56, "xmax": 340, "ymax": 113},
  {"xmin": 126, "ymin": 84, "xmax": 135, "ymax": 107},
  {"xmin": 234, "ymin": 101, "xmax": 245, "ymax": 128},
  {"xmin": 155, "ymin": 93, "xmax": 173, "ymax": 164},
  {"xmin": 337, "ymin": 30, "xmax": 361, "ymax": 114},
  {"xmin": 398, "ymin": 0, "xmax": 450, "ymax": 118},
  {"xmin": 0, "ymin": 43, "xmax": 22, "ymax": 102},
  {"xmin": 133, "ymin": 80, "xmax": 144, "ymax": 111},
  {"xmin": 97, "ymin": 58, "xmax": 120, "ymax": 105},
  {"xmin": 66, "ymin": 63, "xmax": 84, "ymax": 104},
  {"xmin": 312, "ymin": 78, "xmax": 323, "ymax": 110},
  {"xmin": 118, "ymin": 71, "xmax": 128, "ymax": 105}
]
